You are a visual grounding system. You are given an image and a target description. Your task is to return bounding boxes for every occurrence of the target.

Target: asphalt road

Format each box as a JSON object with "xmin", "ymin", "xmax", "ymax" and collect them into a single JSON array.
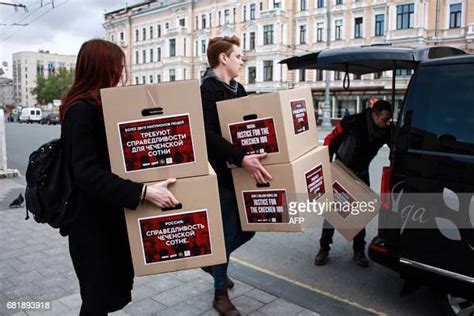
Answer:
[{"xmin": 4, "ymin": 122, "xmax": 440, "ymax": 315}]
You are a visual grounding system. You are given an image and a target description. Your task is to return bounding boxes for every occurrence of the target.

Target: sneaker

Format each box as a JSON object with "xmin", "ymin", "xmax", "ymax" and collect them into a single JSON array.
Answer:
[
  {"xmin": 314, "ymin": 249, "xmax": 329, "ymax": 266},
  {"xmin": 353, "ymin": 251, "xmax": 369, "ymax": 267}
]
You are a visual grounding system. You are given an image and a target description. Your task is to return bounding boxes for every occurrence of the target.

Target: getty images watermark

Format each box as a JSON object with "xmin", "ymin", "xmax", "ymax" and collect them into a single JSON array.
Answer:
[{"xmin": 288, "ymin": 199, "xmax": 377, "ymax": 217}]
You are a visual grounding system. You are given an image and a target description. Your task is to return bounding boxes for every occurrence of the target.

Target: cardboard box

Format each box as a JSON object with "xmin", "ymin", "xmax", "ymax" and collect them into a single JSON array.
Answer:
[
  {"xmin": 231, "ymin": 146, "xmax": 333, "ymax": 232},
  {"xmin": 216, "ymin": 87, "xmax": 318, "ymax": 166},
  {"xmin": 324, "ymin": 160, "xmax": 380, "ymax": 241},
  {"xmin": 125, "ymin": 165, "xmax": 226, "ymax": 276},
  {"xmin": 101, "ymin": 80, "xmax": 208, "ymax": 183}
]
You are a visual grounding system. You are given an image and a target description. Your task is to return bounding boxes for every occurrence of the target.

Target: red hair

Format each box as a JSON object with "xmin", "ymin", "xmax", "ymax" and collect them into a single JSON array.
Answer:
[{"xmin": 60, "ymin": 39, "xmax": 126, "ymax": 121}]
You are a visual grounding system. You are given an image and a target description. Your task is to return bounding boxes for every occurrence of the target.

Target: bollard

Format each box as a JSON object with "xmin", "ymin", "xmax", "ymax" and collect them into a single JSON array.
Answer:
[{"xmin": 0, "ymin": 109, "xmax": 7, "ymax": 171}]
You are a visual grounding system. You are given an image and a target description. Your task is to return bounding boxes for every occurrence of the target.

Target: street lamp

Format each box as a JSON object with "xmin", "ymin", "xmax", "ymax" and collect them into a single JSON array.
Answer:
[{"xmin": 321, "ymin": 0, "xmax": 332, "ymax": 129}]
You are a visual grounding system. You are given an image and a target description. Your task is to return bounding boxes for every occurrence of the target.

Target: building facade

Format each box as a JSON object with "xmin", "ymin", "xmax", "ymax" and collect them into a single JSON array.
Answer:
[
  {"xmin": 0, "ymin": 77, "xmax": 14, "ymax": 107},
  {"xmin": 103, "ymin": 0, "xmax": 473, "ymax": 120},
  {"xmin": 12, "ymin": 50, "xmax": 76, "ymax": 107}
]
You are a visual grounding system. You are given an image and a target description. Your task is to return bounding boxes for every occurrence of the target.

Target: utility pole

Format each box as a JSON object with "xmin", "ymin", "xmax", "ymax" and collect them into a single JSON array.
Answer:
[{"xmin": 321, "ymin": 0, "xmax": 332, "ymax": 129}]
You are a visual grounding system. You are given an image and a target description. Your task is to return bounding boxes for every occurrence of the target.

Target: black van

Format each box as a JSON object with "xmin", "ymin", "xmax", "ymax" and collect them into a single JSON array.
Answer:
[{"xmin": 281, "ymin": 47, "xmax": 474, "ymax": 315}]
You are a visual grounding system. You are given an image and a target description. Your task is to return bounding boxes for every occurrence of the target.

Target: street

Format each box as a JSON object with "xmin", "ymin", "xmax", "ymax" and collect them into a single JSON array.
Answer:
[{"xmin": 3, "ymin": 122, "xmax": 440, "ymax": 315}]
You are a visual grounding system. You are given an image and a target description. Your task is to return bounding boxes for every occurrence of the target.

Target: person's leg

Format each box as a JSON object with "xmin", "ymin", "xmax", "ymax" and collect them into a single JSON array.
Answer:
[
  {"xmin": 315, "ymin": 220, "xmax": 335, "ymax": 265},
  {"xmin": 352, "ymin": 228, "xmax": 369, "ymax": 267},
  {"xmin": 79, "ymin": 303, "xmax": 107, "ymax": 316}
]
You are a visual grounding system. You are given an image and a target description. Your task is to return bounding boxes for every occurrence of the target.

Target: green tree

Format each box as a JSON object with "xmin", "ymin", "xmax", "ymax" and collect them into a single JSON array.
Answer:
[{"xmin": 32, "ymin": 68, "xmax": 74, "ymax": 104}]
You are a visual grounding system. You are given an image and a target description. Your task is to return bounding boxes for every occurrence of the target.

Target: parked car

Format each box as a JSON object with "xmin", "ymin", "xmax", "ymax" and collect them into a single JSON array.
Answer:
[
  {"xmin": 19, "ymin": 107, "xmax": 42, "ymax": 123},
  {"xmin": 40, "ymin": 113, "xmax": 60, "ymax": 125},
  {"xmin": 280, "ymin": 46, "xmax": 474, "ymax": 315}
]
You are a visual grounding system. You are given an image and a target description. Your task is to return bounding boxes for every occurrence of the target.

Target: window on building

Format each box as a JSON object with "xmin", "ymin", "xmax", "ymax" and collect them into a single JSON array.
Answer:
[
  {"xmin": 354, "ymin": 17, "xmax": 363, "ymax": 38},
  {"xmin": 263, "ymin": 60, "xmax": 273, "ymax": 81},
  {"xmin": 142, "ymin": 76, "xmax": 146, "ymax": 84},
  {"xmin": 260, "ymin": 2, "xmax": 263, "ymax": 10},
  {"xmin": 450, "ymin": 3, "xmax": 461, "ymax": 28},
  {"xmin": 135, "ymin": 29, "xmax": 139, "ymax": 42},
  {"xmin": 111, "ymin": 34, "xmax": 115, "ymax": 42},
  {"xmin": 165, "ymin": 22, "xmax": 169, "ymax": 29},
  {"xmin": 334, "ymin": 71, "xmax": 341, "ymax": 80},
  {"xmin": 353, "ymin": 73, "xmax": 361, "ymax": 80},
  {"xmin": 135, "ymin": 76, "xmax": 139, "ymax": 85},
  {"xmin": 218, "ymin": 11, "xmax": 221, "ymax": 25},
  {"xmin": 243, "ymin": 6, "xmax": 247, "ymax": 21},
  {"xmin": 142, "ymin": 50, "xmax": 146, "ymax": 63},
  {"xmin": 157, "ymin": 47, "xmax": 161, "ymax": 62},
  {"xmin": 274, "ymin": 0, "xmax": 281, "ymax": 9},
  {"xmin": 396, "ymin": 4, "xmax": 414, "ymax": 30},
  {"xmin": 395, "ymin": 69, "xmax": 413, "ymax": 76},
  {"xmin": 157, "ymin": 24, "xmax": 162, "ymax": 37},
  {"xmin": 150, "ymin": 26, "xmax": 154, "ymax": 39},
  {"xmin": 375, "ymin": 14, "xmax": 385, "ymax": 36},
  {"xmin": 120, "ymin": 32, "xmax": 124, "ymax": 41},
  {"xmin": 195, "ymin": 41, "xmax": 199, "ymax": 56},
  {"xmin": 169, "ymin": 39, "xmax": 176, "ymax": 57},
  {"xmin": 299, "ymin": 25, "xmax": 307, "ymax": 44},
  {"xmin": 248, "ymin": 66, "xmax": 256, "ymax": 84},
  {"xmin": 169, "ymin": 69, "xmax": 176, "ymax": 81},
  {"xmin": 243, "ymin": 33, "xmax": 247, "ymax": 50},
  {"xmin": 264, "ymin": 25, "xmax": 274, "ymax": 45},
  {"xmin": 184, "ymin": 69, "xmax": 187, "ymax": 79},
  {"xmin": 233, "ymin": 8, "xmax": 236, "ymax": 23},
  {"xmin": 149, "ymin": 75, "xmax": 154, "ymax": 84},
  {"xmin": 135, "ymin": 51, "xmax": 139, "ymax": 64},
  {"xmin": 202, "ymin": 14, "xmax": 207, "ymax": 28},
  {"xmin": 157, "ymin": 74, "xmax": 161, "ymax": 82},
  {"xmin": 201, "ymin": 40, "xmax": 206, "ymax": 54},
  {"xmin": 335, "ymin": 19, "xmax": 343, "ymax": 40},
  {"xmin": 316, "ymin": 70, "xmax": 323, "ymax": 81},
  {"xmin": 196, "ymin": 16, "xmax": 199, "ymax": 29},
  {"xmin": 142, "ymin": 28, "xmax": 146, "ymax": 41},
  {"xmin": 179, "ymin": 18, "xmax": 185, "ymax": 27},
  {"xmin": 224, "ymin": 9, "xmax": 230, "ymax": 24},
  {"xmin": 374, "ymin": 71, "xmax": 383, "ymax": 79},
  {"xmin": 250, "ymin": 32, "xmax": 256, "ymax": 49},
  {"xmin": 250, "ymin": 4, "xmax": 256, "ymax": 20},
  {"xmin": 299, "ymin": 69, "xmax": 306, "ymax": 82},
  {"xmin": 183, "ymin": 38, "xmax": 187, "ymax": 56},
  {"xmin": 336, "ymin": 0, "xmax": 343, "ymax": 5},
  {"xmin": 300, "ymin": 0, "xmax": 307, "ymax": 11},
  {"xmin": 317, "ymin": 22, "xmax": 324, "ymax": 42},
  {"xmin": 209, "ymin": 13, "xmax": 212, "ymax": 27},
  {"xmin": 150, "ymin": 48, "xmax": 154, "ymax": 62},
  {"xmin": 317, "ymin": 0, "xmax": 324, "ymax": 8}
]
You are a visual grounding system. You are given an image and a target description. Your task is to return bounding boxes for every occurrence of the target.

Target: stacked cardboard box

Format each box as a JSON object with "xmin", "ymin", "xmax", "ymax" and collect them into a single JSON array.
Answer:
[
  {"xmin": 101, "ymin": 80, "xmax": 226, "ymax": 276},
  {"xmin": 217, "ymin": 87, "xmax": 334, "ymax": 232}
]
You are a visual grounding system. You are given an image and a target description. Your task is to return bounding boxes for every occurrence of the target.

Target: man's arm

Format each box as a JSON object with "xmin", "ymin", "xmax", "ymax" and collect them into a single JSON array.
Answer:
[{"xmin": 324, "ymin": 123, "xmax": 345, "ymax": 161}]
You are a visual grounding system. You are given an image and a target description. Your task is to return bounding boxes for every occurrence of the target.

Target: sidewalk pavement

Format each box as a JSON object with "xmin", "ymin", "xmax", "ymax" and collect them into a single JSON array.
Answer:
[{"xmin": 0, "ymin": 177, "xmax": 320, "ymax": 316}]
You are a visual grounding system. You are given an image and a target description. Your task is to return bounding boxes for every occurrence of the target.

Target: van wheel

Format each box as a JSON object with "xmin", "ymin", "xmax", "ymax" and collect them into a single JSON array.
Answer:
[{"xmin": 438, "ymin": 292, "xmax": 474, "ymax": 315}]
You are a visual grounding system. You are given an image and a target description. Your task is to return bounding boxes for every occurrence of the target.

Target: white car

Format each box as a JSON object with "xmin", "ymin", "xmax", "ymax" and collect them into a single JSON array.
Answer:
[{"xmin": 19, "ymin": 107, "xmax": 42, "ymax": 123}]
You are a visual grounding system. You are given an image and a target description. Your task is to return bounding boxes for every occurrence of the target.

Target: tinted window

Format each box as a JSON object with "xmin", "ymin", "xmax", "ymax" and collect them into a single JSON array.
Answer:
[{"xmin": 407, "ymin": 63, "xmax": 474, "ymax": 156}]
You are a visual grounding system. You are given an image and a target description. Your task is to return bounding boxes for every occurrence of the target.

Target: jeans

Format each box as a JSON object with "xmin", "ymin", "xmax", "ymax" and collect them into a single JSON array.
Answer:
[{"xmin": 212, "ymin": 186, "xmax": 255, "ymax": 289}]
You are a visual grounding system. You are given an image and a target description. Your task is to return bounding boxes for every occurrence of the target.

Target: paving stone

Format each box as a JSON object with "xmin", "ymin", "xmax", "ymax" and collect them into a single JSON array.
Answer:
[
  {"xmin": 228, "ymin": 280, "xmax": 253, "ymax": 299},
  {"xmin": 184, "ymin": 289, "xmax": 214, "ymax": 312},
  {"xmin": 131, "ymin": 284, "xmax": 156, "ymax": 301},
  {"xmin": 245, "ymin": 288, "xmax": 277, "ymax": 304},
  {"xmin": 297, "ymin": 309, "xmax": 321, "ymax": 316},
  {"xmin": 30, "ymin": 286, "xmax": 71, "ymax": 302},
  {"xmin": 151, "ymin": 278, "xmax": 213, "ymax": 307},
  {"xmin": 232, "ymin": 295, "xmax": 265, "ymax": 315},
  {"xmin": 199, "ymin": 309, "xmax": 219, "ymax": 316},
  {"xmin": 124, "ymin": 297, "xmax": 167, "ymax": 315},
  {"xmin": 248, "ymin": 311, "xmax": 267, "ymax": 316},
  {"xmin": 0, "ymin": 278, "xmax": 15, "ymax": 291},
  {"xmin": 58, "ymin": 292, "xmax": 81, "ymax": 309},
  {"xmin": 3, "ymin": 283, "xmax": 41, "ymax": 299},
  {"xmin": 168, "ymin": 268, "xmax": 205, "ymax": 282},
  {"xmin": 158, "ymin": 303, "xmax": 203, "ymax": 316},
  {"xmin": 142, "ymin": 274, "xmax": 184, "ymax": 293},
  {"xmin": 258, "ymin": 298, "xmax": 304, "ymax": 316},
  {"xmin": 10, "ymin": 271, "xmax": 44, "ymax": 285}
]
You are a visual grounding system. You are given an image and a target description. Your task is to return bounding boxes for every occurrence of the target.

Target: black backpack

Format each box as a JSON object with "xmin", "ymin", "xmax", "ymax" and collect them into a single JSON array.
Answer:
[{"xmin": 25, "ymin": 136, "xmax": 76, "ymax": 233}]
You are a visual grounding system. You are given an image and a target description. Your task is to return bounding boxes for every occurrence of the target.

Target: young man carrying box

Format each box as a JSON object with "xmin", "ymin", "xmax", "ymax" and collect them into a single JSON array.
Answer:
[
  {"xmin": 314, "ymin": 100, "xmax": 392, "ymax": 267},
  {"xmin": 200, "ymin": 36, "xmax": 272, "ymax": 316}
]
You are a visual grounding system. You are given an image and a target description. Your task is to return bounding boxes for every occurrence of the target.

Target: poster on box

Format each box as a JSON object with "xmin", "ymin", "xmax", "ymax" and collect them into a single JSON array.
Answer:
[
  {"xmin": 117, "ymin": 114, "xmax": 196, "ymax": 172},
  {"xmin": 228, "ymin": 117, "xmax": 279, "ymax": 155},
  {"xmin": 242, "ymin": 189, "xmax": 289, "ymax": 224},
  {"xmin": 290, "ymin": 99, "xmax": 309, "ymax": 135},
  {"xmin": 305, "ymin": 164, "xmax": 326, "ymax": 201},
  {"xmin": 138, "ymin": 209, "xmax": 212, "ymax": 264},
  {"xmin": 332, "ymin": 181, "xmax": 356, "ymax": 219}
]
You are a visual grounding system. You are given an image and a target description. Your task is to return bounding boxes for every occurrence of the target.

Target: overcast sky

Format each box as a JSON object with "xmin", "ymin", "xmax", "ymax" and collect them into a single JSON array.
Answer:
[{"xmin": 0, "ymin": 0, "xmax": 142, "ymax": 77}]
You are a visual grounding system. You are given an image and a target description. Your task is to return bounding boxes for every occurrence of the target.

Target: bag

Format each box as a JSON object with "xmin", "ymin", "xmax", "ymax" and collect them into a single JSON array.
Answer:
[{"xmin": 25, "ymin": 137, "xmax": 76, "ymax": 231}]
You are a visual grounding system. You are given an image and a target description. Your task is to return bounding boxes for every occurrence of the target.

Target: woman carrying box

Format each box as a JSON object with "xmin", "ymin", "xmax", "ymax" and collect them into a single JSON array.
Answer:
[
  {"xmin": 60, "ymin": 39, "xmax": 179, "ymax": 316},
  {"xmin": 200, "ymin": 36, "xmax": 273, "ymax": 316}
]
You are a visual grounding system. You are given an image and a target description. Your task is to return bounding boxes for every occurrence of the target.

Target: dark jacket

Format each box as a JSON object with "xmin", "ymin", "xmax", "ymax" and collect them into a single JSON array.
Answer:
[
  {"xmin": 324, "ymin": 109, "xmax": 390, "ymax": 181},
  {"xmin": 200, "ymin": 71, "xmax": 247, "ymax": 188},
  {"xmin": 61, "ymin": 101, "xmax": 143, "ymax": 314}
]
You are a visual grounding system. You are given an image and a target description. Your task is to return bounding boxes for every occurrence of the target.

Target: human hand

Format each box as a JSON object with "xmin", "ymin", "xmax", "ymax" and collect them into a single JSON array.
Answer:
[
  {"xmin": 145, "ymin": 178, "xmax": 179, "ymax": 208},
  {"xmin": 241, "ymin": 153, "xmax": 272, "ymax": 184}
]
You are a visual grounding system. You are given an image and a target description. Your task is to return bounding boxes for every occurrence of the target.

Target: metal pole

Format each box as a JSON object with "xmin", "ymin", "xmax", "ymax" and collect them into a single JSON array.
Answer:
[
  {"xmin": 0, "ymin": 109, "xmax": 7, "ymax": 171},
  {"xmin": 321, "ymin": 0, "xmax": 332, "ymax": 129}
]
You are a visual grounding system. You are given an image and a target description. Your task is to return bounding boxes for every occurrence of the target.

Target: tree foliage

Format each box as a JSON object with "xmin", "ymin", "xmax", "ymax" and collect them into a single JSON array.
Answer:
[{"xmin": 32, "ymin": 68, "xmax": 74, "ymax": 104}]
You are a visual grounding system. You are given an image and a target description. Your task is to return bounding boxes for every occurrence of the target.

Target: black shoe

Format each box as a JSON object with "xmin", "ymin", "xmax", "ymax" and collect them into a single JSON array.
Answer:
[
  {"xmin": 201, "ymin": 267, "xmax": 235, "ymax": 289},
  {"xmin": 353, "ymin": 251, "xmax": 369, "ymax": 267},
  {"xmin": 314, "ymin": 249, "xmax": 329, "ymax": 266}
]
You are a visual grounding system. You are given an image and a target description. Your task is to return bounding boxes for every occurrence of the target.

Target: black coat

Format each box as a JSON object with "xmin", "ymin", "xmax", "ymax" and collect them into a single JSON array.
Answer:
[
  {"xmin": 200, "ymin": 76, "xmax": 247, "ymax": 188},
  {"xmin": 61, "ymin": 101, "xmax": 143, "ymax": 314}
]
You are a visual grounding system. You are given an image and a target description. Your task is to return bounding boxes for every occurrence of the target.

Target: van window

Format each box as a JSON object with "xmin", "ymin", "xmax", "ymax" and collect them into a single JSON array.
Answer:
[
  {"xmin": 30, "ymin": 110, "xmax": 35, "ymax": 115},
  {"xmin": 36, "ymin": 110, "xmax": 41, "ymax": 115},
  {"xmin": 407, "ymin": 63, "xmax": 474, "ymax": 156}
]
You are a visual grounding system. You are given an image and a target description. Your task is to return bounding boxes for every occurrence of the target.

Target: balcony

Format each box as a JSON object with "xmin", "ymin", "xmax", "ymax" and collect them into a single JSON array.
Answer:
[
  {"xmin": 165, "ymin": 26, "xmax": 190, "ymax": 37},
  {"xmin": 260, "ymin": 8, "xmax": 288, "ymax": 20}
]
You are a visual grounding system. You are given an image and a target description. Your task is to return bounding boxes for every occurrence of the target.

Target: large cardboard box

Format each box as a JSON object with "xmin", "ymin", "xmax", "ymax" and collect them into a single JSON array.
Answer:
[
  {"xmin": 216, "ymin": 87, "xmax": 318, "ymax": 166},
  {"xmin": 125, "ymin": 165, "xmax": 226, "ymax": 276},
  {"xmin": 324, "ymin": 160, "xmax": 380, "ymax": 241},
  {"xmin": 101, "ymin": 80, "xmax": 208, "ymax": 183},
  {"xmin": 231, "ymin": 146, "xmax": 333, "ymax": 232}
]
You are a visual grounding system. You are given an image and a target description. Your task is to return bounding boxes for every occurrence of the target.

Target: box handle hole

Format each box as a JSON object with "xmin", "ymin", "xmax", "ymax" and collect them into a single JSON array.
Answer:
[
  {"xmin": 142, "ymin": 107, "xmax": 163, "ymax": 116},
  {"xmin": 161, "ymin": 203, "xmax": 182, "ymax": 211},
  {"xmin": 243, "ymin": 114, "xmax": 257, "ymax": 121}
]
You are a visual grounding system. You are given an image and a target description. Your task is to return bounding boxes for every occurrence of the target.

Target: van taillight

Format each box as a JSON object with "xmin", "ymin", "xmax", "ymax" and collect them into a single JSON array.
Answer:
[{"xmin": 380, "ymin": 167, "xmax": 392, "ymax": 209}]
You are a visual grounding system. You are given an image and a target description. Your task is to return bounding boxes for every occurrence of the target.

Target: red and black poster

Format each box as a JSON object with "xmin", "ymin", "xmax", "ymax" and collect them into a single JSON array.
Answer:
[
  {"xmin": 138, "ymin": 210, "xmax": 212, "ymax": 264},
  {"xmin": 118, "ymin": 114, "xmax": 195, "ymax": 172},
  {"xmin": 290, "ymin": 99, "xmax": 309, "ymax": 135},
  {"xmin": 228, "ymin": 117, "xmax": 279, "ymax": 155},
  {"xmin": 332, "ymin": 181, "xmax": 356, "ymax": 219},
  {"xmin": 242, "ymin": 189, "xmax": 289, "ymax": 224},
  {"xmin": 305, "ymin": 164, "xmax": 325, "ymax": 201}
]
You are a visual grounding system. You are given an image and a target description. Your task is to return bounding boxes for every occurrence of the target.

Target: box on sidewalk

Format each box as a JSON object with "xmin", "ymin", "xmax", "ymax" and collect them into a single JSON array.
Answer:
[
  {"xmin": 231, "ymin": 146, "xmax": 333, "ymax": 232},
  {"xmin": 216, "ymin": 87, "xmax": 318, "ymax": 166},
  {"xmin": 125, "ymin": 165, "xmax": 226, "ymax": 276},
  {"xmin": 101, "ymin": 80, "xmax": 208, "ymax": 183},
  {"xmin": 323, "ymin": 160, "xmax": 380, "ymax": 241}
]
